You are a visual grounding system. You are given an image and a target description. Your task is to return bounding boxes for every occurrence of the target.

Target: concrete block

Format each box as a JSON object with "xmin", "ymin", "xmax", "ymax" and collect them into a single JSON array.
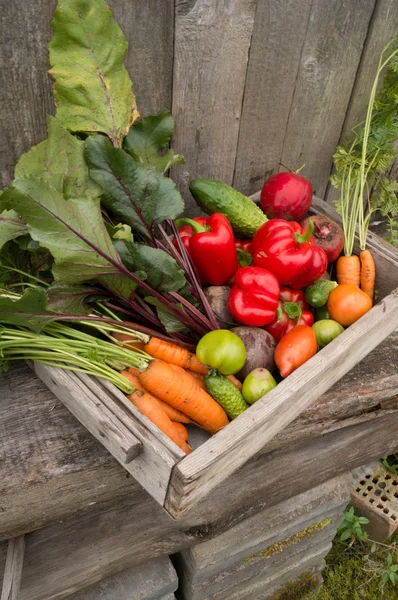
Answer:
[
  {"xmin": 176, "ymin": 515, "xmax": 339, "ymax": 600},
  {"xmin": 69, "ymin": 556, "xmax": 178, "ymax": 600},
  {"xmin": 175, "ymin": 474, "xmax": 349, "ymax": 581}
]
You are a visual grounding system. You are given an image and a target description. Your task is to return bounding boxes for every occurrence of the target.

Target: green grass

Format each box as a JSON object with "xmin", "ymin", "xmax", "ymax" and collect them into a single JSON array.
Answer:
[
  {"xmin": 310, "ymin": 533, "xmax": 398, "ymax": 599},
  {"xmin": 275, "ymin": 533, "xmax": 398, "ymax": 599}
]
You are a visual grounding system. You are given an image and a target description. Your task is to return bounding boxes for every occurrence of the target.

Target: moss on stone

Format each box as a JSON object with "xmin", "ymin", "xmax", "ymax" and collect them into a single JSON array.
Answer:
[{"xmin": 244, "ymin": 518, "xmax": 331, "ymax": 563}]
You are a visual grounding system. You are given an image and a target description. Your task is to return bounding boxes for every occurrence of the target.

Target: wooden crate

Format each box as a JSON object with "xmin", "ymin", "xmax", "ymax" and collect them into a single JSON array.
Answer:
[{"xmin": 32, "ymin": 195, "xmax": 398, "ymax": 520}]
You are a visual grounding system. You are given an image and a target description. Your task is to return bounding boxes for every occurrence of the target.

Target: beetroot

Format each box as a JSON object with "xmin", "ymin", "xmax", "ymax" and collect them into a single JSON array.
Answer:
[
  {"xmin": 300, "ymin": 215, "xmax": 344, "ymax": 264},
  {"xmin": 260, "ymin": 169, "xmax": 313, "ymax": 221}
]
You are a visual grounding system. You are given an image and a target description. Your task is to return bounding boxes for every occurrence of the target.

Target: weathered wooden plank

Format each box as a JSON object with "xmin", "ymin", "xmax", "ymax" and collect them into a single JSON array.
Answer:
[
  {"xmin": 34, "ymin": 364, "xmax": 142, "ymax": 465},
  {"xmin": 0, "ymin": 361, "xmax": 137, "ymax": 540},
  {"xmin": 279, "ymin": 0, "xmax": 375, "ymax": 198},
  {"xmin": 233, "ymin": 0, "xmax": 312, "ymax": 196},
  {"xmin": 7, "ymin": 412, "xmax": 398, "ymax": 600},
  {"xmin": 34, "ymin": 364, "xmax": 182, "ymax": 506},
  {"xmin": 165, "ymin": 288, "xmax": 398, "ymax": 517},
  {"xmin": 1, "ymin": 328, "xmax": 397, "ymax": 541},
  {"xmin": 0, "ymin": 536, "xmax": 25, "ymax": 600},
  {"xmin": 172, "ymin": 0, "xmax": 257, "ymax": 211},
  {"xmin": 110, "ymin": 0, "xmax": 174, "ymax": 115},
  {"xmin": 0, "ymin": 0, "xmax": 57, "ymax": 189}
]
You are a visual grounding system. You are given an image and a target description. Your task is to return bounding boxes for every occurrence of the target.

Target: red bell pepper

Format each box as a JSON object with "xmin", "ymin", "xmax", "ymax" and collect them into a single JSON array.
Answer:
[
  {"xmin": 265, "ymin": 286, "xmax": 314, "ymax": 342},
  {"xmin": 175, "ymin": 213, "xmax": 239, "ymax": 285},
  {"xmin": 227, "ymin": 266, "xmax": 280, "ymax": 326},
  {"xmin": 235, "ymin": 240, "xmax": 252, "ymax": 253},
  {"xmin": 234, "ymin": 239, "xmax": 252, "ymax": 268},
  {"xmin": 252, "ymin": 219, "xmax": 327, "ymax": 289}
]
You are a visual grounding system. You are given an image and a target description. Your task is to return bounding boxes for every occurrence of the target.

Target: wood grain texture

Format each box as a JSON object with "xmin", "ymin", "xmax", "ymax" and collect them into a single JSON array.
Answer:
[
  {"xmin": 325, "ymin": 0, "xmax": 398, "ymax": 203},
  {"xmin": 4, "ymin": 412, "xmax": 398, "ymax": 600},
  {"xmin": 34, "ymin": 364, "xmax": 142, "ymax": 465},
  {"xmin": 0, "ymin": 536, "xmax": 25, "ymax": 600},
  {"xmin": 166, "ymin": 288, "xmax": 398, "ymax": 517},
  {"xmin": 279, "ymin": 0, "xmax": 375, "ymax": 198},
  {"xmin": 233, "ymin": 0, "xmax": 312, "ymax": 195},
  {"xmin": 172, "ymin": 0, "xmax": 257, "ymax": 212},
  {"xmin": 0, "ymin": 331, "xmax": 397, "ymax": 541},
  {"xmin": 109, "ymin": 0, "xmax": 174, "ymax": 115},
  {"xmin": 33, "ymin": 364, "xmax": 182, "ymax": 506},
  {"xmin": 0, "ymin": 0, "xmax": 57, "ymax": 189}
]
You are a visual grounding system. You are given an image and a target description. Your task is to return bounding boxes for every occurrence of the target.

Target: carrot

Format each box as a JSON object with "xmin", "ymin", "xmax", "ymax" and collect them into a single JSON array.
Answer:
[
  {"xmin": 113, "ymin": 332, "xmax": 146, "ymax": 351},
  {"xmin": 128, "ymin": 366, "xmax": 142, "ymax": 377},
  {"xmin": 121, "ymin": 370, "xmax": 192, "ymax": 424},
  {"xmin": 173, "ymin": 422, "xmax": 189, "ymax": 442},
  {"xmin": 185, "ymin": 369, "xmax": 206, "ymax": 389},
  {"xmin": 226, "ymin": 374, "xmax": 243, "ymax": 391},
  {"xmin": 144, "ymin": 337, "xmax": 208, "ymax": 375},
  {"xmin": 360, "ymin": 249, "xmax": 376, "ymax": 304},
  {"xmin": 139, "ymin": 360, "xmax": 229, "ymax": 433},
  {"xmin": 336, "ymin": 255, "xmax": 361, "ymax": 286},
  {"xmin": 128, "ymin": 389, "xmax": 191, "ymax": 454}
]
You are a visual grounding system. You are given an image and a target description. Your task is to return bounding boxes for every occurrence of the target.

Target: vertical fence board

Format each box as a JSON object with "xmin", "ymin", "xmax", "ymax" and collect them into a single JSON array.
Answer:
[
  {"xmin": 111, "ymin": 0, "xmax": 174, "ymax": 116},
  {"xmin": 233, "ymin": 0, "xmax": 312, "ymax": 196},
  {"xmin": 0, "ymin": 0, "xmax": 57, "ymax": 190},
  {"xmin": 172, "ymin": 0, "xmax": 257, "ymax": 213},
  {"xmin": 279, "ymin": 0, "xmax": 375, "ymax": 198},
  {"xmin": 326, "ymin": 0, "xmax": 398, "ymax": 203}
]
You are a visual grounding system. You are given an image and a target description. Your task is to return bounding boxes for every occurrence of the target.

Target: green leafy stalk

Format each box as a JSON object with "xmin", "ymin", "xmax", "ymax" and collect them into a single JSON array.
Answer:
[
  {"xmin": 0, "ymin": 322, "xmax": 151, "ymax": 392},
  {"xmin": 331, "ymin": 39, "xmax": 398, "ymax": 253}
]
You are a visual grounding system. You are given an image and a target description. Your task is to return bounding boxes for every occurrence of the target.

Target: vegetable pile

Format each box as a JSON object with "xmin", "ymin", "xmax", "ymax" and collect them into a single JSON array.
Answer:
[{"xmin": 0, "ymin": 0, "xmax": 396, "ymax": 455}]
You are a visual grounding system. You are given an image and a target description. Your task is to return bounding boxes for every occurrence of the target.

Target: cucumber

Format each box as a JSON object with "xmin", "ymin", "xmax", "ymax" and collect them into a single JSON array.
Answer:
[
  {"xmin": 204, "ymin": 372, "xmax": 249, "ymax": 420},
  {"xmin": 305, "ymin": 280, "xmax": 338, "ymax": 308},
  {"xmin": 189, "ymin": 179, "xmax": 268, "ymax": 236}
]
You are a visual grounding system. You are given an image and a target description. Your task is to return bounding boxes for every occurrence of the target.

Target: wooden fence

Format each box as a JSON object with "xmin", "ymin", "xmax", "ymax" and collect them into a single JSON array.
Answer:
[{"xmin": 1, "ymin": 0, "xmax": 397, "ymax": 215}]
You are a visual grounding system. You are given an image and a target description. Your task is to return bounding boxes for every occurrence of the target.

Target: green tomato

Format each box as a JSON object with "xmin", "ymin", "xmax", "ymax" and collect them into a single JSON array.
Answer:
[
  {"xmin": 314, "ymin": 305, "xmax": 331, "ymax": 321},
  {"xmin": 242, "ymin": 368, "xmax": 277, "ymax": 405},
  {"xmin": 312, "ymin": 319, "xmax": 344, "ymax": 349},
  {"xmin": 196, "ymin": 330, "xmax": 246, "ymax": 375}
]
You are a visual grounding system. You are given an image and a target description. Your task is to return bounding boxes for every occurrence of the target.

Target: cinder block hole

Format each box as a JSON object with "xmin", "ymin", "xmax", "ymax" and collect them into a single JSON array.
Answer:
[
  {"xmin": 356, "ymin": 487, "xmax": 361, "ymax": 492},
  {"xmin": 363, "ymin": 492, "xmax": 368, "ymax": 497},
  {"xmin": 395, "ymin": 492, "xmax": 398, "ymax": 498},
  {"xmin": 365, "ymin": 474, "xmax": 371, "ymax": 479},
  {"xmin": 381, "ymin": 495, "xmax": 388, "ymax": 502},
  {"xmin": 393, "ymin": 480, "xmax": 398, "ymax": 486},
  {"xmin": 383, "ymin": 509, "xmax": 389, "ymax": 515},
  {"xmin": 360, "ymin": 480, "xmax": 366, "ymax": 485},
  {"xmin": 392, "ymin": 515, "xmax": 397, "ymax": 521},
  {"xmin": 370, "ymin": 499, "xmax": 375, "ymax": 504},
  {"xmin": 385, "ymin": 475, "xmax": 392, "ymax": 480},
  {"xmin": 367, "ymin": 486, "xmax": 373, "ymax": 491},
  {"xmin": 372, "ymin": 478, "xmax": 379, "ymax": 484},
  {"xmin": 379, "ymin": 482, "xmax": 386, "ymax": 489},
  {"xmin": 377, "ymin": 504, "xmax": 384, "ymax": 509},
  {"xmin": 375, "ymin": 490, "xmax": 381, "ymax": 496}
]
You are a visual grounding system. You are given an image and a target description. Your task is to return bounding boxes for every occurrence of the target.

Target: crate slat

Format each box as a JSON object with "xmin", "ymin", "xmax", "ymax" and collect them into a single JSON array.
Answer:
[
  {"xmin": 34, "ymin": 365, "xmax": 142, "ymax": 465},
  {"xmin": 1, "ymin": 535, "xmax": 25, "ymax": 600},
  {"xmin": 165, "ymin": 287, "xmax": 398, "ymax": 517},
  {"xmin": 33, "ymin": 365, "xmax": 183, "ymax": 505}
]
